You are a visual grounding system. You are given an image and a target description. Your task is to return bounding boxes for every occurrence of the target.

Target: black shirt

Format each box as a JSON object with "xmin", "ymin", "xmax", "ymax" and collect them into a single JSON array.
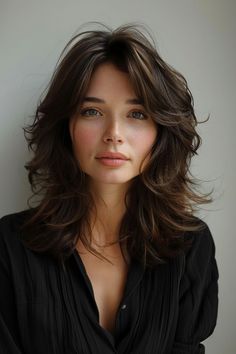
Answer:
[{"xmin": 0, "ymin": 209, "xmax": 219, "ymax": 354}]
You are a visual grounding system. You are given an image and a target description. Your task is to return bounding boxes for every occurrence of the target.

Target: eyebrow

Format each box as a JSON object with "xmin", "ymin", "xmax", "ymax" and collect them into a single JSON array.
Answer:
[{"xmin": 82, "ymin": 96, "xmax": 144, "ymax": 105}]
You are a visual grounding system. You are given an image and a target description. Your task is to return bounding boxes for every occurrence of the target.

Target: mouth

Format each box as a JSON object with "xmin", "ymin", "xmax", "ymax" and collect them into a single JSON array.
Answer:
[
  {"xmin": 96, "ymin": 157, "xmax": 126, "ymax": 160},
  {"xmin": 95, "ymin": 152, "xmax": 129, "ymax": 160},
  {"xmin": 95, "ymin": 157, "xmax": 128, "ymax": 167}
]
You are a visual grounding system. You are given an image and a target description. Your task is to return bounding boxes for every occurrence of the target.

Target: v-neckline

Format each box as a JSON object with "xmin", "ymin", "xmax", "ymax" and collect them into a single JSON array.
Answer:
[{"xmin": 73, "ymin": 248, "xmax": 145, "ymax": 338}]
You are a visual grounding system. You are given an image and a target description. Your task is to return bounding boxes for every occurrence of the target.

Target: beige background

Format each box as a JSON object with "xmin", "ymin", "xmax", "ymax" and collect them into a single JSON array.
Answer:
[{"xmin": 0, "ymin": 0, "xmax": 235, "ymax": 353}]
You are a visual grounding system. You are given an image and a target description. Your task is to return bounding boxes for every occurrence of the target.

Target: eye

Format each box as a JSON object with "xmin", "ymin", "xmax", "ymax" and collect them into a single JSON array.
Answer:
[
  {"xmin": 80, "ymin": 108, "xmax": 148, "ymax": 120},
  {"xmin": 129, "ymin": 111, "xmax": 148, "ymax": 120},
  {"xmin": 80, "ymin": 108, "xmax": 101, "ymax": 117}
]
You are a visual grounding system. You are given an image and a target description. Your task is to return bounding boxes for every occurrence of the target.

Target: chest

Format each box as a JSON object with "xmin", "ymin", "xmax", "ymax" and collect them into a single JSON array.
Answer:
[
  {"xmin": 13, "ymin": 243, "xmax": 181, "ymax": 353},
  {"xmin": 77, "ymin": 243, "xmax": 129, "ymax": 334}
]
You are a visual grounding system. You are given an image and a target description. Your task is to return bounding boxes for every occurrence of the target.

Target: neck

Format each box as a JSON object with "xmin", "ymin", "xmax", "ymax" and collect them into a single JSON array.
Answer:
[{"xmin": 88, "ymin": 179, "xmax": 131, "ymax": 245}]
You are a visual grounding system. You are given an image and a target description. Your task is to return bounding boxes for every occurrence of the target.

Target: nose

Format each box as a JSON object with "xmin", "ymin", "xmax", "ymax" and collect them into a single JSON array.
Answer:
[{"xmin": 102, "ymin": 120, "xmax": 124, "ymax": 144}]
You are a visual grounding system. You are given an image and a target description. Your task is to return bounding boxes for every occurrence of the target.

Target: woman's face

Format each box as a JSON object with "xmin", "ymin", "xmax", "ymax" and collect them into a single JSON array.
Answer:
[{"xmin": 69, "ymin": 62, "xmax": 157, "ymax": 186}]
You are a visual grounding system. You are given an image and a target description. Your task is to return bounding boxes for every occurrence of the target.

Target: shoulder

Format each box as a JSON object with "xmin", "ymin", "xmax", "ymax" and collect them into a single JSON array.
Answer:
[
  {"xmin": 0, "ymin": 208, "xmax": 34, "ymax": 248},
  {"xmin": 183, "ymin": 217, "xmax": 217, "ymax": 262},
  {"xmin": 180, "ymin": 217, "xmax": 219, "ymax": 297},
  {"xmin": 173, "ymin": 218, "xmax": 219, "ymax": 348},
  {"xmin": 0, "ymin": 208, "xmax": 34, "ymax": 228},
  {"xmin": 0, "ymin": 208, "xmax": 33, "ymax": 224},
  {"xmin": 169, "ymin": 217, "xmax": 218, "ymax": 289}
]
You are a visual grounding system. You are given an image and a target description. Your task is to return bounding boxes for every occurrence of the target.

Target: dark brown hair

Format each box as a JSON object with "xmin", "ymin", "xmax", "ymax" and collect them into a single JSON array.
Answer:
[{"xmin": 20, "ymin": 21, "xmax": 213, "ymax": 270}]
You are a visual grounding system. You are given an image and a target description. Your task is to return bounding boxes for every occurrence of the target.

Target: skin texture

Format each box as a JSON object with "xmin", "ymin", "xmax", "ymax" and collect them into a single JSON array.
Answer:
[{"xmin": 69, "ymin": 62, "xmax": 158, "ymax": 245}]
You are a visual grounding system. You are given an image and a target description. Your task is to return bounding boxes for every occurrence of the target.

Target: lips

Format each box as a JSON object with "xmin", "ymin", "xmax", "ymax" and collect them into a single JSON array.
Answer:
[{"xmin": 96, "ymin": 152, "xmax": 129, "ymax": 160}]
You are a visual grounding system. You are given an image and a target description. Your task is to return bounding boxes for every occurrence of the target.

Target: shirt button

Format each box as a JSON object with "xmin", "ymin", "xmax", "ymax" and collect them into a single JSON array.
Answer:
[{"xmin": 121, "ymin": 304, "xmax": 127, "ymax": 310}]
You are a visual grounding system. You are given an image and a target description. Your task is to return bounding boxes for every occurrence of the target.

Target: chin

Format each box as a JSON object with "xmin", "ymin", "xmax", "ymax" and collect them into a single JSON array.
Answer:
[{"xmin": 88, "ymin": 174, "xmax": 135, "ymax": 185}]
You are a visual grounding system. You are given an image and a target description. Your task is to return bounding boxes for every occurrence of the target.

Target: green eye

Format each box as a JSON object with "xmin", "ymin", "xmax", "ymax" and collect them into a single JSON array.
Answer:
[
  {"xmin": 80, "ymin": 108, "xmax": 148, "ymax": 120},
  {"xmin": 130, "ymin": 111, "xmax": 148, "ymax": 120},
  {"xmin": 81, "ymin": 109, "xmax": 101, "ymax": 116}
]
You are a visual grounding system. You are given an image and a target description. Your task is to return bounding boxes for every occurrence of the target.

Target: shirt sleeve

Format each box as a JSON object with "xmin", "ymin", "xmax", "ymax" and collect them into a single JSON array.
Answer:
[
  {"xmin": 0, "ymin": 216, "xmax": 24, "ymax": 353},
  {"xmin": 171, "ymin": 221, "xmax": 219, "ymax": 354}
]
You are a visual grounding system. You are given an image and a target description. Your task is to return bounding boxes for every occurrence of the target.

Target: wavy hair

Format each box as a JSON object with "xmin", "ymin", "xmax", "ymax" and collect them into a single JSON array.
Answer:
[{"xmin": 20, "ymin": 21, "xmax": 213, "ymax": 270}]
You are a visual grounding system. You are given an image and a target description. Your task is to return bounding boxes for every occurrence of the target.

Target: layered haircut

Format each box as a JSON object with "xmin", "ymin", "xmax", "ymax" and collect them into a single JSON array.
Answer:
[{"xmin": 20, "ymin": 22, "xmax": 213, "ymax": 270}]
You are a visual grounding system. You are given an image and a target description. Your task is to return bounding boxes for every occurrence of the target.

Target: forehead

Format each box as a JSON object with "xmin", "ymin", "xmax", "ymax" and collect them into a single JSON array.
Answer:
[{"xmin": 84, "ymin": 62, "xmax": 137, "ymax": 99}]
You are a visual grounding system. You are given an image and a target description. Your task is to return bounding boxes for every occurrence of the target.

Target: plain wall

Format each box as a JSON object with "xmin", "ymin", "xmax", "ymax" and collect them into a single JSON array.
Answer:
[{"xmin": 0, "ymin": 0, "xmax": 235, "ymax": 353}]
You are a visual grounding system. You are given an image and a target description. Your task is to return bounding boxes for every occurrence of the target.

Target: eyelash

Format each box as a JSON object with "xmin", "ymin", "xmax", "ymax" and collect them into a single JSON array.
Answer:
[{"xmin": 80, "ymin": 108, "xmax": 148, "ymax": 120}]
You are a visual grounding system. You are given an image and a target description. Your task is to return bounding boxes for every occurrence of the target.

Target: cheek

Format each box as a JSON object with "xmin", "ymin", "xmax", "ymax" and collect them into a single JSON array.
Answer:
[
  {"xmin": 71, "ymin": 124, "xmax": 97, "ymax": 151},
  {"xmin": 77, "ymin": 130, "xmax": 95, "ymax": 146},
  {"xmin": 136, "ymin": 129, "xmax": 157, "ymax": 171},
  {"xmin": 146, "ymin": 129, "xmax": 157, "ymax": 145},
  {"xmin": 133, "ymin": 127, "xmax": 157, "ymax": 154}
]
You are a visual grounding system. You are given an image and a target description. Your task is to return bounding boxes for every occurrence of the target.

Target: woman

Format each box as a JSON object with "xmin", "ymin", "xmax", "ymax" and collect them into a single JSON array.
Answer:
[{"xmin": 0, "ymin": 22, "xmax": 219, "ymax": 353}]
